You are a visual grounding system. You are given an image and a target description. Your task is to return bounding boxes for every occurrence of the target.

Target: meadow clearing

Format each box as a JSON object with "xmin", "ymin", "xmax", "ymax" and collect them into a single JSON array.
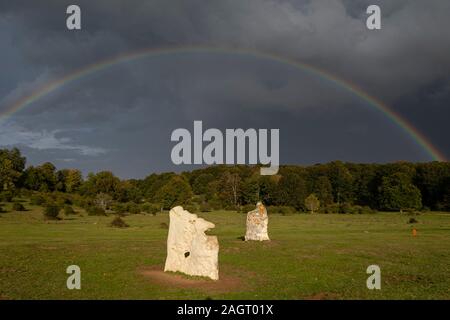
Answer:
[{"xmin": 0, "ymin": 201, "xmax": 449, "ymax": 300}]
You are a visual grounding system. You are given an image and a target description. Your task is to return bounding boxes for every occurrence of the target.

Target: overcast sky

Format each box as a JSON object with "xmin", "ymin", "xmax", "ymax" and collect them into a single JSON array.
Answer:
[{"xmin": 0, "ymin": 0, "xmax": 449, "ymax": 178}]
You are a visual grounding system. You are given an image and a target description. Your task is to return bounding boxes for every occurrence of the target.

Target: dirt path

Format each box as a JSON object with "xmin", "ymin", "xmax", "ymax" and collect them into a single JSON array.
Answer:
[{"xmin": 138, "ymin": 265, "xmax": 244, "ymax": 293}]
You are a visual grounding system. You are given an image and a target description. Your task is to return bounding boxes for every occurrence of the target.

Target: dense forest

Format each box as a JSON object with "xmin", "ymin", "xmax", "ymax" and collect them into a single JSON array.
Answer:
[{"xmin": 1, "ymin": 147, "xmax": 450, "ymax": 215}]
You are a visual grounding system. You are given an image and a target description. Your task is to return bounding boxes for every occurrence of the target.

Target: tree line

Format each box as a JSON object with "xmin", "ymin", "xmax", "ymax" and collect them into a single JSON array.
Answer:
[{"xmin": 1, "ymin": 148, "xmax": 450, "ymax": 214}]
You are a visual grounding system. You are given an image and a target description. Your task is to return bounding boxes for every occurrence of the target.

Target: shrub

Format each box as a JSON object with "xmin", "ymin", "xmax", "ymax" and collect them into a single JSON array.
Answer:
[
  {"xmin": 323, "ymin": 204, "xmax": 340, "ymax": 214},
  {"xmin": 59, "ymin": 196, "xmax": 72, "ymax": 206},
  {"xmin": 19, "ymin": 189, "xmax": 32, "ymax": 198},
  {"xmin": 112, "ymin": 203, "xmax": 127, "ymax": 215},
  {"xmin": 49, "ymin": 193, "xmax": 73, "ymax": 207},
  {"xmin": 0, "ymin": 204, "xmax": 5, "ymax": 213},
  {"xmin": 184, "ymin": 204, "xmax": 198, "ymax": 213},
  {"xmin": 240, "ymin": 204, "xmax": 255, "ymax": 213},
  {"xmin": 200, "ymin": 203, "xmax": 212, "ymax": 213},
  {"xmin": 86, "ymin": 206, "xmax": 106, "ymax": 216},
  {"xmin": 408, "ymin": 218, "xmax": 419, "ymax": 224},
  {"xmin": 64, "ymin": 205, "xmax": 76, "ymax": 215},
  {"xmin": 44, "ymin": 204, "xmax": 60, "ymax": 220},
  {"xmin": 339, "ymin": 203, "xmax": 355, "ymax": 214},
  {"xmin": 208, "ymin": 197, "xmax": 222, "ymax": 211},
  {"xmin": 268, "ymin": 206, "xmax": 296, "ymax": 215},
  {"xmin": 358, "ymin": 206, "xmax": 376, "ymax": 214},
  {"xmin": 324, "ymin": 204, "xmax": 376, "ymax": 214},
  {"xmin": 0, "ymin": 192, "xmax": 14, "ymax": 203},
  {"xmin": 267, "ymin": 206, "xmax": 278, "ymax": 213},
  {"xmin": 110, "ymin": 216, "xmax": 129, "ymax": 228},
  {"xmin": 12, "ymin": 202, "xmax": 26, "ymax": 212},
  {"xmin": 30, "ymin": 194, "xmax": 46, "ymax": 206},
  {"xmin": 405, "ymin": 209, "xmax": 421, "ymax": 216},
  {"xmin": 77, "ymin": 198, "xmax": 94, "ymax": 210},
  {"xmin": 350, "ymin": 205, "xmax": 363, "ymax": 214},
  {"xmin": 280, "ymin": 206, "xmax": 297, "ymax": 215},
  {"xmin": 142, "ymin": 203, "xmax": 159, "ymax": 215},
  {"xmin": 141, "ymin": 203, "xmax": 150, "ymax": 213},
  {"xmin": 70, "ymin": 194, "xmax": 85, "ymax": 207},
  {"xmin": 127, "ymin": 203, "xmax": 141, "ymax": 214}
]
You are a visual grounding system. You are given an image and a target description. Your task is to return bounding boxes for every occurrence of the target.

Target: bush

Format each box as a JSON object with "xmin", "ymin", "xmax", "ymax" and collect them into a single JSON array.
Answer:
[
  {"xmin": 64, "ymin": 205, "xmax": 76, "ymax": 215},
  {"xmin": 267, "ymin": 206, "xmax": 278, "ymax": 213},
  {"xmin": 184, "ymin": 204, "xmax": 198, "ymax": 213},
  {"xmin": 268, "ymin": 206, "xmax": 296, "ymax": 215},
  {"xmin": 240, "ymin": 204, "xmax": 255, "ymax": 213},
  {"xmin": 57, "ymin": 196, "xmax": 73, "ymax": 207},
  {"xmin": 44, "ymin": 204, "xmax": 60, "ymax": 220},
  {"xmin": 142, "ymin": 203, "xmax": 159, "ymax": 215},
  {"xmin": 323, "ymin": 203, "xmax": 340, "ymax": 214},
  {"xmin": 405, "ymin": 209, "xmax": 421, "ymax": 216},
  {"xmin": 112, "ymin": 203, "xmax": 127, "ymax": 215},
  {"xmin": 12, "ymin": 202, "xmax": 26, "ymax": 212},
  {"xmin": 408, "ymin": 217, "xmax": 419, "ymax": 224},
  {"xmin": 0, "ymin": 192, "xmax": 14, "ymax": 203},
  {"xmin": 141, "ymin": 203, "xmax": 150, "ymax": 213},
  {"xmin": 110, "ymin": 216, "xmax": 129, "ymax": 228},
  {"xmin": 0, "ymin": 204, "xmax": 5, "ymax": 213},
  {"xmin": 45, "ymin": 193, "xmax": 73, "ymax": 208},
  {"xmin": 208, "ymin": 197, "xmax": 222, "ymax": 211},
  {"xmin": 86, "ymin": 206, "xmax": 106, "ymax": 216},
  {"xmin": 280, "ymin": 206, "xmax": 297, "ymax": 215},
  {"xmin": 127, "ymin": 203, "xmax": 141, "ymax": 214},
  {"xmin": 339, "ymin": 203, "xmax": 356, "ymax": 214},
  {"xmin": 322, "ymin": 203, "xmax": 376, "ymax": 214},
  {"xmin": 77, "ymin": 198, "xmax": 94, "ymax": 210},
  {"xmin": 200, "ymin": 202, "xmax": 212, "ymax": 213},
  {"xmin": 358, "ymin": 206, "xmax": 376, "ymax": 214},
  {"xmin": 30, "ymin": 194, "xmax": 46, "ymax": 206},
  {"xmin": 19, "ymin": 189, "xmax": 32, "ymax": 198}
]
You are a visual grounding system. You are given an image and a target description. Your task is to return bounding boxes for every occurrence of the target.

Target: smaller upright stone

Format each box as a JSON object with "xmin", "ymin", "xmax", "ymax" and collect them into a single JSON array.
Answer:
[{"xmin": 245, "ymin": 202, "xmax": 270, "ymax": 241}]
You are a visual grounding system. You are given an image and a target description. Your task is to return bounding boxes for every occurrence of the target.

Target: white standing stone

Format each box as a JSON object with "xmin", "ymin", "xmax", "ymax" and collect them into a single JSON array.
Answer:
[
  {"xmin": 164, "ymin": 206, "xmax": 219, "ymax": 280},
  {"xmin": 245, "ymin": 202, "xmax": 270, "ymax": 241}
]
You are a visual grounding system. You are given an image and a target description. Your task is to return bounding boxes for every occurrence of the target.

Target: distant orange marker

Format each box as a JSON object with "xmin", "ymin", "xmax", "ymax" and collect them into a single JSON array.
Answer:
[{"xmin": 412, "ymin": 228, "xmax": 417, "ymax": 237}]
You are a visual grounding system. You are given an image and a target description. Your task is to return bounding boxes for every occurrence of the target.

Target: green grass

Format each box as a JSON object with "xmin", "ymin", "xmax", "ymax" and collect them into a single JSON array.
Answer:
[{"xmin": 0, "ymin": 201, "xmax": 449, "ymax": 299}]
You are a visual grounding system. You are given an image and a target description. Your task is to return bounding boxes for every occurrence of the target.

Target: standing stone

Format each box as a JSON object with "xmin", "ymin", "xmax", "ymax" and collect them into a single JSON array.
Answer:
[
  {"xmin": 245, "ymin": 202, "xmax": 270, "ymax": 241},
  {"xmin": 164, "ymin": 206, "xmax": 219, "ymax": 280}
]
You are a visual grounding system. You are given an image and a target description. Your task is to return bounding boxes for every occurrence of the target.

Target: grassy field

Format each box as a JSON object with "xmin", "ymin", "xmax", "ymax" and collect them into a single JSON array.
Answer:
[{"xmin": 0, "ymin": 201, "xmax": 449, "ymax": 300}]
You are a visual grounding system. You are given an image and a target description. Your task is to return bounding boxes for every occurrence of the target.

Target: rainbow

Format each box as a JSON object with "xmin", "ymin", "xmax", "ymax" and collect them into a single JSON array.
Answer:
[{"xmin": 0, "ymin": 45, "xmax": 446, "ymax": 161}]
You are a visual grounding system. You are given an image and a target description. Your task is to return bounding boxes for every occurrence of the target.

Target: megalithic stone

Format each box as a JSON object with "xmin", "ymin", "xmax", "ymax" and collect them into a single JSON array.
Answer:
[
  {"xmin": 164, "ymin": 206, "xmax": 219, "ymax": 280},
  {"xmin": 245, "ymin": 202, "xmax": 270, "ymax": 241}
]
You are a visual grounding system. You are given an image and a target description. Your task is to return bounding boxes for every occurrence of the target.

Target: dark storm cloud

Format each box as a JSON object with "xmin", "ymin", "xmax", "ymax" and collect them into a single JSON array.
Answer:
[{"xmin": 0, "ymin": 0, "xmax": 449, "ymax": 178}]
